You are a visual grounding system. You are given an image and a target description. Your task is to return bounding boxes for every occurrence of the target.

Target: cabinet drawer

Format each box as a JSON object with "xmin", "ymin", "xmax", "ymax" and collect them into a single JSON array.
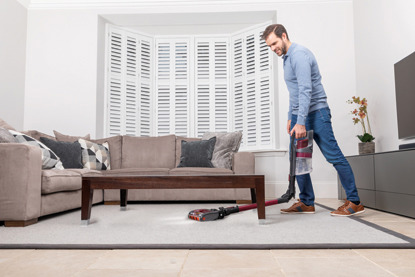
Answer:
[
  {"xmin": 375, "ymin": 151, "xmax": 415, "ymax": 195},
  {"xmin": 376, "ymin": 191, "xmax": 415, "ymax": 218},
  {"xmin": 346, "ymin": 155, "xmax": 375, "ymax": 190},
  {"xmin": 357, "ymin": 189, "xmax": 376, "ymax": 209}
]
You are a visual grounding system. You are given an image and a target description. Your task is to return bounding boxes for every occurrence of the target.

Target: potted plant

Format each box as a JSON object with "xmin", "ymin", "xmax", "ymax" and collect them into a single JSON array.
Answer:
[{"xmin": 347, "ymin": 96, "xmax": 375, "ymax": 154}]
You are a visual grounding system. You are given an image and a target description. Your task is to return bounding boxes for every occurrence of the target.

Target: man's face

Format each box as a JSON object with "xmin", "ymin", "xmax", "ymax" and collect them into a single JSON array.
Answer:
[{"xmin": 265, "ymin": 33, "xmax": 288, "ymax": 57}]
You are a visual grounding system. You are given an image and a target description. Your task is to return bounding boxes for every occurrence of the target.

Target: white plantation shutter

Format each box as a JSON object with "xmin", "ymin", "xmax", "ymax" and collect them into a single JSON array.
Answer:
[
  {"xmin": 105, "ymin": 23, "xmax": 275, "ymax": 150},
  {"xmin": 231, "ymin": 24, "xmax": 274, "ymax": 150},
  {"xmin": 258, "ymin": 31, "xmax": 273, "ymax": 146},
  {"xmin": 155, "ymin": 38, "xmax": 190, "ymax": 137},
  {"xmin": 106, "ymin": 26, "xmax": 153, "ymax": 137},
  {"xmin": 195, "ymin": 37, "xmax": 229, "ymax": 137},
  {"xmin": 107, "ymin": 76, "xmax": 122, "ymax": 135},
  {"xmin": 138, "ymin": 37, "xmax": 153, "ymax": 136},
  {"xmin": 107, "ymin": 31, "xmax": 123, "ymax": 136},
  {"xmin": 139, "ymin": 82, "xmax": 151, "ymax": 136},
  {"xmin": 124, "ymin": 35, "xmax": 138, "ymax": 136}
]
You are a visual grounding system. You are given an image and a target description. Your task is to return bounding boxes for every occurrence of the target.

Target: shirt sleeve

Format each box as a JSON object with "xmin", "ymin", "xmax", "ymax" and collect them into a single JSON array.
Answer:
[
  {"xmin": 291, "ymin": 51, "xmax": 312, "ymax": 125},
  {"xmin": 288, "ymin": 97, "xmax": 293, "ymax": 121}
]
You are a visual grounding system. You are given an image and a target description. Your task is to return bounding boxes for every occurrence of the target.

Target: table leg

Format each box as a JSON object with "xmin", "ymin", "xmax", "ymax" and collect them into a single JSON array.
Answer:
[
  {"xmin": 255, "ymin": 178, "xmax": 266, "ymax": 222},
  {"xmin": 81, "ymin": 179, "xmax": 94, "ymax": 226},
  {"xmin": 250, "ymin": 188, "xmax": 257, "ymax": 203},
  {"xmin": 120, "ymin": 189, "xmax": 128, "ymax": 211}
]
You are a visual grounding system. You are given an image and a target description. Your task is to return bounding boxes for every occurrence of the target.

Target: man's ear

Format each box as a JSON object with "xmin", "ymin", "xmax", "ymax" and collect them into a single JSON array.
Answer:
[{"xmin": 282, "ymin": 33, "xmax": 288, "ymax": 42}]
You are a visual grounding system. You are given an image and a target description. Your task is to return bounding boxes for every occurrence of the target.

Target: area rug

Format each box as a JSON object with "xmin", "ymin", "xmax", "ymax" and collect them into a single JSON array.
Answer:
[{"xmin": 1, "ymin": 202, "xmax": 414, "ymax": 249}]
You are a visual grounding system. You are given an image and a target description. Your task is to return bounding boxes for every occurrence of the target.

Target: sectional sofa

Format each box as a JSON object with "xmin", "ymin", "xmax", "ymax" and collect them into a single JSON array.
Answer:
[{"xmin": 0, "ymin": 119, "xmax": 254, "ymax": 227}]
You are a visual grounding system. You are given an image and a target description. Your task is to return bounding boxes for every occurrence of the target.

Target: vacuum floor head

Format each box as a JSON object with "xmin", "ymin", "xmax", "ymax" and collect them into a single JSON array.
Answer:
[{"xmin": 188, "ymin": 209, "xmax": 221, "ymax": 221}]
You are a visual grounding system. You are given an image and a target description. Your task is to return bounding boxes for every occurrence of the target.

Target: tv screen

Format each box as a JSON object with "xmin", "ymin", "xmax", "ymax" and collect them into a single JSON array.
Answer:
[{"xmin": 394, "ymin": 51, "xmax": 415, "ymax": 139}]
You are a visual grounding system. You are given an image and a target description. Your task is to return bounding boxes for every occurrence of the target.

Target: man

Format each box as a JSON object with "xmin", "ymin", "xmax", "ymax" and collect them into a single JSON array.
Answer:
[{"xmin": 262, "ymin": 24, "xmax": 364, "ymax": 216}]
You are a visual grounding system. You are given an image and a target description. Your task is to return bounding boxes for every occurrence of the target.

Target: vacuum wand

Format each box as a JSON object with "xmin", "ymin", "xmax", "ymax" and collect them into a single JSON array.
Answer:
[
  {"xmin": 188, "ymin": 131, "xmax": 314, "ymax": 221},
  {"xmin": 278, "ymin": 133, "xmax": 297, "ymax": 203}
]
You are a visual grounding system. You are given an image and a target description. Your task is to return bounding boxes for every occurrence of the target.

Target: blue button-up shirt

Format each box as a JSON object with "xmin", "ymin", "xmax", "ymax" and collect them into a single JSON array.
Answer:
[{"xmin": 283, "ymin": 43, "xmax": 328, "ymax": 125}]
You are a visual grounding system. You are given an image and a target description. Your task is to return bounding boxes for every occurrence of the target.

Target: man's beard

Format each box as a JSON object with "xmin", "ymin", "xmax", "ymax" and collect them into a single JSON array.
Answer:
[
  {"xmin": 275, "ymin": 41, "xmax": 287, "ymax": 56},
  {"xmin": 280, "ymin": 41, "xmax": 287, "ymax": 55}
]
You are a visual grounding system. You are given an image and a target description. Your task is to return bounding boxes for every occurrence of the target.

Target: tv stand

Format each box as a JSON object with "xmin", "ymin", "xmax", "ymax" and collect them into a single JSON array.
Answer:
[
  {"xmin": 399, "ymin": 142, "xmax": 415, "ymax": 150},
  {"xmin": 338, "ymin": 149, "xmax": 415, "ymax": 218}
]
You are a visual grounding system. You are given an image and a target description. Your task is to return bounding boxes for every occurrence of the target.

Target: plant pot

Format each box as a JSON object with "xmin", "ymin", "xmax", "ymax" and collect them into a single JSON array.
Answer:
[{"xmin": 359, "ymin": 142, "xmax": 375, "ymax": 155}]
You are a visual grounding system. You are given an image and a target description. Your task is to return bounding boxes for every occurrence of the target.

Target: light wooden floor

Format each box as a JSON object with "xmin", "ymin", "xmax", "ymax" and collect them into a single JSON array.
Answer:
[{"xmin": 1, "ymin": 199, "xmax": 414, "ymax": 277}]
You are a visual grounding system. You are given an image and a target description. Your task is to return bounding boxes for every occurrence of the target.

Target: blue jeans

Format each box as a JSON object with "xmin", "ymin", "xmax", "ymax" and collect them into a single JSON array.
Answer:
[{"xmin": 290, "ymin": 107, "xmax": 360, "ymax": 206}]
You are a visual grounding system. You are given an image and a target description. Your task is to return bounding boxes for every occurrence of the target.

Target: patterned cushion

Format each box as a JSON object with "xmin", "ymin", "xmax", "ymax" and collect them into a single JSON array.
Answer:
[
  {"xmin": 78, "ymin": 138, "xmax": 111, "ymax": 170},
  {"xmin": 9, "ymin": 130, "xmax": 64, "ymax": 170}
]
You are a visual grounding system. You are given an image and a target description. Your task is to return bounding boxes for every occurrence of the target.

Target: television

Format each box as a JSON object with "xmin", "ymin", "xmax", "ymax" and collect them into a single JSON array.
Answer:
[{"xmin": 394, "ymin": 51, "xmax": 415, "ymax": 140}]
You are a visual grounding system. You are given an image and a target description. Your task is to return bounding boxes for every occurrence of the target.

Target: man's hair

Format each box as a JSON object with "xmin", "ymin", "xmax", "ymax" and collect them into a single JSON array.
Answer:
[{"xmin": 261, "ymin": 24, "xmax": 289, "ymax": 41}]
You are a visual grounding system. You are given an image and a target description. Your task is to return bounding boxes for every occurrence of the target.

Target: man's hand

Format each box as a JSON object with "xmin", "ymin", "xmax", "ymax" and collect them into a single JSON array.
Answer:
[
  {"xmin": 290, "ymin": 124, "xmax": 307, "ymax": 139},
  {"xmin": 287, "ymin": 120, "xmax": 291, "ymax": 134}
]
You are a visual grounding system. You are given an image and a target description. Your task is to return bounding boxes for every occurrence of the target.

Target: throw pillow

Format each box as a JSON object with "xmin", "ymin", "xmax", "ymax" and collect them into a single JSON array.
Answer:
[
  {"xmin": 40, "ymin": 137, "xmax": 83, "ymax": 169},
  {"xmin": 78, "ymin": 138, "xmax": 111, "ymax": 170},
  {"xmin": 175, "ymin": 136, "xmax": 201, "ymax": 167},
  {"xmin": 9, "ymin": 130, "xmax": 64, "ymax": 170},
  {"xmin": 202, "ymin": 131, "xmax": 243, "ymax": 169},
  {"xmin": 54, "ymin": 130, "xmax": 91, "ymax": 142},
  {"xmin": 0, "ymin": 117, "xmax": 16, "ymax": 131},
  {"xmin": 177, "ymin": 137, "xmax": 216, "ymax": 168},
  {"xmin": 0, "ymin": 127, "xmax": 18, "ymax": 143},
  {"xmin": 24, "ymin": 130, "xmax": 56, "ymax": 141}
]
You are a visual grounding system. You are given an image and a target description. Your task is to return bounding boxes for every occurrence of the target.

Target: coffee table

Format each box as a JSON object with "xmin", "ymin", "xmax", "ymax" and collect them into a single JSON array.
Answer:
[{"xmin": 81, "ymin": 175, "xmax": 265, "ymax": 225}]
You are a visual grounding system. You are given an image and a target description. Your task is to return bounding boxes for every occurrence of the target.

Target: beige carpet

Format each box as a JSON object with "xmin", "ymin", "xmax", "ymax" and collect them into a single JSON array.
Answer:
[{"xmin": 1, "ymin": 202, "xmax": 414, "ymax": 249}]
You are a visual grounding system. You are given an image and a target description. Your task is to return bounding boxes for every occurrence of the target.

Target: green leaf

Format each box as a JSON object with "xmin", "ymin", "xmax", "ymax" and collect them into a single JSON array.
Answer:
[{"xmin": 357, "ymin": 133, "xmax": 375, "ymax": 142}]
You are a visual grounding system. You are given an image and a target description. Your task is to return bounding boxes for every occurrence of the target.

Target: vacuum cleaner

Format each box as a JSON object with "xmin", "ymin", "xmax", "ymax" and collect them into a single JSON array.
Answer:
[{"xmin": 188, "ymin": 130, "xmax": 314, "ymax": 221}]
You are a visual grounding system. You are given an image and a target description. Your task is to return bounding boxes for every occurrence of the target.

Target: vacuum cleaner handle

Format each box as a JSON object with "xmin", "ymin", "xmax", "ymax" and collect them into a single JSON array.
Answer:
[
  {"xmin": 288, "ymin": 133, "xmax": 296, "ymax": 198},
  {"xmin": 276, "ymin": 134, "xmax": 297, "ymax": 203}
]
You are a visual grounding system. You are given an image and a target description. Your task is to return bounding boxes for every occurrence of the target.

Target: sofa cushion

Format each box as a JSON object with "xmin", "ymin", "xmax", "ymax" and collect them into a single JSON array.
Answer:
[
  {"xmin": 78, "ymin": 139, "xmax": 111, "ymax": 170},
  {"xmin": 202, "ymin": 131, "xmax": 242, "ymax": 169},
  {"xmin": 92, "ymin": 135, "xmax": 122, "ymax": 170},
  {"xmin": 40, "ymin": 137, "xmax": 83, "ymax": 169},
  {"xmin": 22, "ymin": 130, "xmax": 56, "ymax": 141},
  {"xmin": 0, "ymin": 117, "xmax": 16, "ymax": 131},
  {"xmin": 122, "ymin": 134, "xmax": 176, "ymax": 169},
  {"xmin": 54, "ymin": 130, "xmax": 90, "ymax": 142},
  {"xmin": 175, "ymin": 136, "xmax": 201, "ymax": 167},
  {"xmin": 0, "ymin": 127, "xmax": 18, "ymax": 143},
  {"xmin": 66, "ymin": 168, "xmax": 102, "ymax": 176},
  {"xmin": 41, "ymin": 169, "xmax": 82, "ymax": 194},
  {"xmin": 101, "ymin": 168, "xmax": 170, "ymax": 176},
  {"xmin": 177, "ymin": 137, "xmax": 216, "ymax": 168},
  {"xmin": 9, "ymin": 130, "xmax": 64, "ymax": 170},
  {"xmin": 169, "ymin": 167, "xmax": 233, "ymax": 175}
]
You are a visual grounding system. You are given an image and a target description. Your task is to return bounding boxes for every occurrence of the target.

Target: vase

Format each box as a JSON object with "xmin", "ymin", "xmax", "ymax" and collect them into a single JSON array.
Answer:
[{"xmin": 358, "ymin": 142, "xmax": 375, "ymax": 155}]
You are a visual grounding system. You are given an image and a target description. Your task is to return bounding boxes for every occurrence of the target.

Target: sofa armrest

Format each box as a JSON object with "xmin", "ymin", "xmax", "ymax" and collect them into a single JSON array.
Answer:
[
  {"xmin": 232, "ymin": 152, "xmax": 255, "ymax": 175},
  {"xmin": 0, "ymin": 143, "xmax": 42, "ymax": 221}
]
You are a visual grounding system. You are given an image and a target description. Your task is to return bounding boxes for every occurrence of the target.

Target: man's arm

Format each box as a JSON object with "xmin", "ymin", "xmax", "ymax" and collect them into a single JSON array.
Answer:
[{"xmin": 290, "ymin": 50, "xmax": 313, "ymax": 138}]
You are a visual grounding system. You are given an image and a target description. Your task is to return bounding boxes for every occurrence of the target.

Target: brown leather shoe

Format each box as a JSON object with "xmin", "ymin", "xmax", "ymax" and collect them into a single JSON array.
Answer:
[
  {"xmin": 280, "ymin": 200, "xmax": 315, "ymax": 214},
  {"xmin": 331, "ymin": 200, "xmax": 365, "ymax": 216}
]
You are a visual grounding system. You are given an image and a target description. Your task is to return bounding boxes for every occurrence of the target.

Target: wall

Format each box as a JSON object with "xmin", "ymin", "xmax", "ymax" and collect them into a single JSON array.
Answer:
[
  {"xmin": 14, "ymin": 0, "xmax": 355, "ymax": 199},
  {"xmin": 23, "ymin": 9, "xmax": 98, "ymax": 136},
  {"xmin": 353, "ymin": 0, "xmax": 415, "ymax": 153},
  {"xmin": 267, "ymin": 1, "xmax": 356, "ymax": 198},
  {"xmin": 0, "ymin": 0, "xmax": 27, "ymax": 130}
]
